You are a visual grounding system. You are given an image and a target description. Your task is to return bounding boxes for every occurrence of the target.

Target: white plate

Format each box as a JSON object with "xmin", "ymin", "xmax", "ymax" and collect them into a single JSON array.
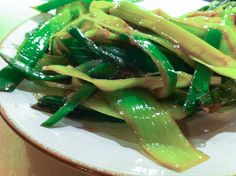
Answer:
[{"xmin": 1, "ymin": 1, "xmax": 236, "ymax": 176}]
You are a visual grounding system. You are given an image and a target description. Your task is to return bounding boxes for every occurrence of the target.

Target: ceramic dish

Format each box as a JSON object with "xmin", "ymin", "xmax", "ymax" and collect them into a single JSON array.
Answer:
[{"xmin": 1, "ymin": 1, "xmax": 236, "ymax": 176}]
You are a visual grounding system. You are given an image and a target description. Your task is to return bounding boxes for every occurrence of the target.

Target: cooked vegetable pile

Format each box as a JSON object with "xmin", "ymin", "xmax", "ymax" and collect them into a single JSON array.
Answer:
[{"xmin": 1, "ymin": 0, "xmax": 236, "ymax": 172}]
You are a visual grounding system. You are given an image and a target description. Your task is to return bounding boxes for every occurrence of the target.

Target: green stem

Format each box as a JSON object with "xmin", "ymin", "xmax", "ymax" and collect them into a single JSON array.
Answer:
[
  {"xmin": 41, "ymin": 58, "xmax": 118, "ymax": 127},
  {"xmin": 110, "ymin": 1, "xmax": 236, "ymax": 68},
  {"xmin": 184, "ymin": 29, "xmax": 222, "ymax": 111},
  {"xmin": 0, "ymin": 66, "xmax": 23, "ymax": 92},
  {"xmin": 85, "ymin": 3, "xmax": 195, "ymax": 67},
  {"xmin": 33, "ymin": 0, "xmax": 82, "ymax": 12},
  {"xmin": 0, "ymin": 1, "xmax": 82, "ymax": 91},
  {"xmin": 129, "ymin": 36, "xmax": 177, "ymax": 98},
  {"xmin": 105, "ymin": 89, "xmax": 208, "ymax": 172},
  {"xmin": 0, "ymin": 53, "xmax": 68, "ymax": 81},
  {"xmin": 41, "ymin": 83, "xmax": 96, "ymax": 127},
  {"xmin": 198, "ymin": 79, "xmax": 236, "ymax": 107}
]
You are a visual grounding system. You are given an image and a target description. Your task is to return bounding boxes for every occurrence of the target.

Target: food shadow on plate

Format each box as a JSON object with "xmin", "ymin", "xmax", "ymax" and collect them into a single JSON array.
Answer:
[
  {"xmin": 65, "ymin": 106, "xmax": 236, "ymax": 150},
  {"xmin": 37, "ymin": 105, "xmax": 236, "ymax": 158},
  {"xmin": 18, "ymin": 80, "xmax": 139, "ymax": 149},
  {"xmin": 40, "ymin": 109, "xmax": 140, "ymax": 151},
  {"xmin": 19, "ymin": 80, "xmax": 236, "ymax": 151},
  {"xmin": 179, "ymin": 107, "xmax": 236, "ymax": 147}
]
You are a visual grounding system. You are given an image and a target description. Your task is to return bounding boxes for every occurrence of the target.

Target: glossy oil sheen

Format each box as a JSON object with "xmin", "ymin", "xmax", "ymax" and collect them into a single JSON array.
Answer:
[
  {"xmin": 105, "ymin": 89, "xmax": 208, "ymax": 171},
  {"xmin": 2, "ymin": 1, "xmax": 236, "ymax": 176}
]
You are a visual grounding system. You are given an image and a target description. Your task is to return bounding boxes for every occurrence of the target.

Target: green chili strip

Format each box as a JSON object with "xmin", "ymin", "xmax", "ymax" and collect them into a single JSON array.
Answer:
[
  {"xmin": 184, "ymin": 29, "xmax": 222, "ymax": 111},
  {"xmin": 105, "ymin": 89, "xmax": 208, "ymax": 172}
]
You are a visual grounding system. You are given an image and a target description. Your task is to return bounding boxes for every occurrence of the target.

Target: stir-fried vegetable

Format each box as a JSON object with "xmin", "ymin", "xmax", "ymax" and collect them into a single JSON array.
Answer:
[
  {"xmin": 105, "ymin": 89, "xmax": 208, "ymax": 171},
  {"xmin": 41, "ymin": 57, "xmax": 118, "ymax": 127},
  {"xmin": 41, "ymin": 82, "xmax": 96, "ymax": 127},
  {"xmin": 128, "ymin": 36, "xmax": 177, "ymax": 98},
  {"xmin": 0, "ymin": 1, "xmax": 83, "ymax": 91},
  {"xmin": 1, "ymin": 0, "xmax": 236, "ymax": 172},
  {"xmin": 33, "ymin": 0, "xmax": 79, "ymax": 12},
  {"xmin": 184, "ymin": 29, "xmax": 222, "ymax": 111},
  {"xmin": 198, "ymin": 79, "xmax": 236, "ymax": 112},
  {"xmin": 110, "ymin": 1, "xmax": 236, "ymax": 77}
]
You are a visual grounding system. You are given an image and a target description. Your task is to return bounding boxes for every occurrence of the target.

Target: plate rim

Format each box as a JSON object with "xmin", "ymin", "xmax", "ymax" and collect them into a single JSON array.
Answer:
[{"xmin": 0, "ymin": 15, "xmax": 121, "ymax": 176}]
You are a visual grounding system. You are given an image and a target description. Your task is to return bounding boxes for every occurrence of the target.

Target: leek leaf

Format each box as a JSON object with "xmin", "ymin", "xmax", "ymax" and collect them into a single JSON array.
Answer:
[{"xmin": 105, "ymin": 89, "xmax": 208, "ymax": 172}]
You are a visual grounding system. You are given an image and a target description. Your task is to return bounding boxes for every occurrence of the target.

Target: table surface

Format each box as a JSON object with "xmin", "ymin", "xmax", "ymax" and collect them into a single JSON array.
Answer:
[{"xmin": 0, "ymin": 1, "xmax": 90, "ymax": 175}]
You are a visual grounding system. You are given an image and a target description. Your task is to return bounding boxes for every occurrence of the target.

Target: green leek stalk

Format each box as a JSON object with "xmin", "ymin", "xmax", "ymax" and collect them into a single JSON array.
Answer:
[
  {"xmin": 129, "ymin": 36, "xmax": 176, "ymax": 98},
  {"xmin": 35, "ymin": 88, "xmax": 217, "ymax": 122},
  {"xmin": 86, "ymin": 1, "xmax": 195, "ymax": 67},
  {"xmin": 105, "ymin": 89, "xmax": 208, "ymax": 172},
  {"xmin": 172, "ymin": 16, "xmax": 236, "ymax": 58},
  {"xmin": 44, "ymin": 65, "xmax": 169, "ymax": 91},
  {"xmin": 0, "ymin": 67, "xmax": 23, "ymax": 91},
  {"xmin": 41, "ymin": 54, "xmax": 115, "ymax": 127},
  {"xmin": 0, "ymin": 1, "xmax": 83, "ymax": 91},
  {"xmin": 52, "ymin": 22, "xmax": 122, "ymax": 58},
  {"xmin": 221, "ymin": 8, "xmax": 236, "ymax": 28},
  {"xmin": 33, "ymin": 0, "xmax": 84, "ymax": 12},
  {"xmin": 198, "ymin": 79, "xmax": 236, "ymax": 108},
  {"xmin": 152, "ymin": 8, "xmax": 235, "ymax": 59},
  {"xmin": 110, "ymin": 1, "xmax": 236, "ymax": 79},
  {"xmin": 53, "ymin": 30, "xmax": 157, "ymax": 73},
  {"xmin": 41, "ymin": 83, "xmax": 96, "ymax": 127},
  {"xmin": 35, "ymin": 92, "xmax": 189, "ymax": 121},
  {"xmin": 68, "ymin": 27, "xmax": 126, "ymax": 68},
  {"xmin": 184, "ymin": 29, "xmax": 222, "ymax": 111},
  {"xmin": 0, "ymin": 53, "xmax": 68, "ymax": 81},
  {"xmin": 36, "ymin": 93, "xmax": 123, "ymax": 120},
  {"xmin": 44, "ymin": 65, "xmax": 221, "ymax": 91},
  {"xmin": 151, "ymin": 10, "xmax": 236, "ymax": 58},
  {"xmin": 161, "ymin": 91, "xmax": 191, "ymax": 120}
]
